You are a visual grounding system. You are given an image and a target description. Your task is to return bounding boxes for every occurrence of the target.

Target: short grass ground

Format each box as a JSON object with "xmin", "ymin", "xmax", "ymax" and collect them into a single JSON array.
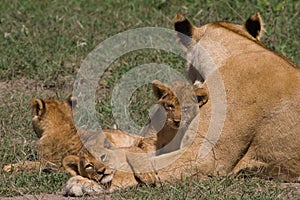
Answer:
[{"xmin": 0, "ymin": 0, "xmax": 299, "ymax": 199}]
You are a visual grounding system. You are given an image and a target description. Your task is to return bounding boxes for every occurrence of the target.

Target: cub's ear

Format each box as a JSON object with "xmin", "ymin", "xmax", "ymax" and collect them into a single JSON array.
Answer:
[
  {"xmin": 152, "ymin": 80, "xmax": 170, "ymax": 99},
  {"xmin": 173, "ymin": 13, "xmax": 196, "ymax": 49},
  {"xmin": 63, "ymin": 155, "xmax": 80, "ymax": 177},
  {"xmin": 193, "ymin": 81, "xmax": 209, "ymax": 108},
  {"xmin": 66, "ymin": 96, "xmax": 77, "ymax": 109},
  {"xmin": 244, "ymin": 12, "xmax": 264, "ymax": 40},
  {"xmin": 30, "ymin": 98, "xmax": 46, "ymax": 116}
]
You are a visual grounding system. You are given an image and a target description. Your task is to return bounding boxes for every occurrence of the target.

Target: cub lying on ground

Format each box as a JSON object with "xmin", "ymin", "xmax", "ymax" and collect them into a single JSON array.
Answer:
[
  {"xmin": 3, "ymin": 97, "xmax": 82, "ymax": 172},
  {"xmin": 2, "ymin": 96, "xmax": 155, "ymax": 172},
  {"xmin": 64, "ymin": 12, "xmax": 300, "ymax": 196}
]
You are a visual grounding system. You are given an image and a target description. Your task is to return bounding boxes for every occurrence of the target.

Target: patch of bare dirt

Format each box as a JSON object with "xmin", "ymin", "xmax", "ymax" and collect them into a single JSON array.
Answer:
[{"xmin": 0, "ymin": 75, "xmax": 75, "ymax": 101}]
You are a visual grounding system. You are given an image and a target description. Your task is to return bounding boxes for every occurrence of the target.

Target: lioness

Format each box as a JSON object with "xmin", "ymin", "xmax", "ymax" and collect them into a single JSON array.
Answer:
[
  {"xmin": 63, "ymin": 12, "xmax": 300, "ymax": 196},
  {"xmin": 173, "ymin": 12, "xmax": 300, "ymax": 179}
]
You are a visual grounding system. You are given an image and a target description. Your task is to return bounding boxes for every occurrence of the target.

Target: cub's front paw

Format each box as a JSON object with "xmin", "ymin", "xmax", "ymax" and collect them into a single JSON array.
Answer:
[{"xmin": 63, "ymin": 175, "xmax": 104, "ymax": 197}]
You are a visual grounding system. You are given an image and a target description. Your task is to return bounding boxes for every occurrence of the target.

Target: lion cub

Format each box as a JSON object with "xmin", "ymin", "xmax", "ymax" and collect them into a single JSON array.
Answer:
[
  {"xmin": 3, "ymin": 97, "xmax": 83, "ymax": 172},
  {"xmin": 3, "ymin": 97, "xmax": 152, "ymax": 172}
]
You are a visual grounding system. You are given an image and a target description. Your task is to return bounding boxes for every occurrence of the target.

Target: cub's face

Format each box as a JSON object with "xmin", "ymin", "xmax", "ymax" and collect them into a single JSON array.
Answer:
[
  {"xmin": 152, "ymin": 80, "xmax": 208, "ymax": 129},
  {"xmin": 63, "ymin": 149, "xmax": 114, "ymax": 185},
  {"xmin": 30, "ymin": 96, "xmax": 76, "ymax": 138}
]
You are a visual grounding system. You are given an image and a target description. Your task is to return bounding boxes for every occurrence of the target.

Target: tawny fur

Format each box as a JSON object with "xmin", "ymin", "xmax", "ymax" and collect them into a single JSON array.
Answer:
[
  {"xmin": 3, "ymin": 97, "xmax": 153, "ymax": 172},
  {"xmin": 63, "ymin": 80, "xmax": 208, "ymax": 194},
  {"xmin": 3, "ymin": 97, "xmax": 83, "ymax": 172},
  {"xmin": 166, "ymin": 13, "xmax": 300, "ymax": 181}
]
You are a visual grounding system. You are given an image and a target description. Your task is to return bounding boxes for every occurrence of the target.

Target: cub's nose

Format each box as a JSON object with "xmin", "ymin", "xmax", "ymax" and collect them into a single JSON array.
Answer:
[{"xmin": 97, "ymin": 167, "xmax": 105, "ymax": 175}]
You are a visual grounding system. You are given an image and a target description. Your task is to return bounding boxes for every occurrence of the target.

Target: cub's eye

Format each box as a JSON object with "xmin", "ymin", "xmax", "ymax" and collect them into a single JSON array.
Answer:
[
  {"xmin": 85, "ymin": 163, "xmax": 94, "ymax": 169},
  {"xmin": 166, "ymin": 103, "xmax": 174, "ymax": 110}
]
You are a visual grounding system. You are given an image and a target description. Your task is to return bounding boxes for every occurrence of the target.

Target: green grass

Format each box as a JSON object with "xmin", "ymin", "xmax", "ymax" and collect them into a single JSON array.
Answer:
[
  {"xmin": 1, "ymin": 171, "xmax": 68, "ymax": 196},
  {"xmin": 113, "ymin": 176, "xmax": 294, "ymax": 200},
  {"xmin": 0, "ymin": 0, "xmax": 299, "ymax": 198}
]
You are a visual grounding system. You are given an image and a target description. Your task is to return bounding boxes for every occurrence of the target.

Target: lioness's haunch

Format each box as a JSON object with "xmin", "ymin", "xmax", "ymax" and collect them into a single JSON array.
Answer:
[{"xmin": 64, "ymin": 12, "xmax": 299, "ymax": 196}]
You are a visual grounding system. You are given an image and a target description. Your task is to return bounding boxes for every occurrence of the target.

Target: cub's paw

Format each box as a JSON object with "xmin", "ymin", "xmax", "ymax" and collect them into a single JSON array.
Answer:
[{"xmin": 63, "ymin": 175, "xmax": 104, "ymax": 197}]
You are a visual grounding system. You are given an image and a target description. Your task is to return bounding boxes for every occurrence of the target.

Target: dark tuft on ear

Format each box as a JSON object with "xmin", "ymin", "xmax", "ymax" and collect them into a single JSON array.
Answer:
[
  {"xmin": 63, "ymin": 155, "xmax": 80, "ymax": 176},
  {"xmin": 66, "ymin": 96, "xmax": 77, "ymax": 109},
  {"xmin": 174, "ymin": 13, "xmax": 194, "ymax": 47},
  {"xmin": 30, "ymin": 98, "xmax": 46, "ymax": 116},
  {"xmin": 152, "ymin": 80, "xmax": 170, "ymax": 99},
  {"xmin": 193, "ymin": 81, "xmax": 209, "ymax": 108},
  {"xmin": 244, "ymin": 12, "xmax": 264, "ymax": 40}
]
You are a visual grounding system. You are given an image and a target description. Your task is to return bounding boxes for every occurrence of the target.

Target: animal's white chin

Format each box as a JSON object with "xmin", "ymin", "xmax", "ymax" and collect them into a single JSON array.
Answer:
[{"xmin": 100, "ymin": 173, "xmax": 114, "ymax": 184}]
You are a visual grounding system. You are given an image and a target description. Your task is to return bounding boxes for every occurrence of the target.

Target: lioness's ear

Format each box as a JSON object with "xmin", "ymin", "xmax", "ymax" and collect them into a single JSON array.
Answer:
[
  {"xmin": 63, "ymin": 155, "xmax": 80, "ymax": 177},
  {"xmin": 66, "ymin": 96, "xmax": 77, "ymax": 109},
  {"xmin": 30, "ymin": 98, "xmax": 46, "ymax": 116},
  {"xmin": 152, "ymin": 80, "xmax": 170, "ymax": 99},
  {"xmin": 193, "ymin": 81, "xmax": 209, "ymax": 108},
  {"xmin": 173, "ymin": 13, "xmax": 196, "ymax": 49},
  {"xmin": 244, "ymin": 12, "xmax": 264, "ymax": 40}
]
